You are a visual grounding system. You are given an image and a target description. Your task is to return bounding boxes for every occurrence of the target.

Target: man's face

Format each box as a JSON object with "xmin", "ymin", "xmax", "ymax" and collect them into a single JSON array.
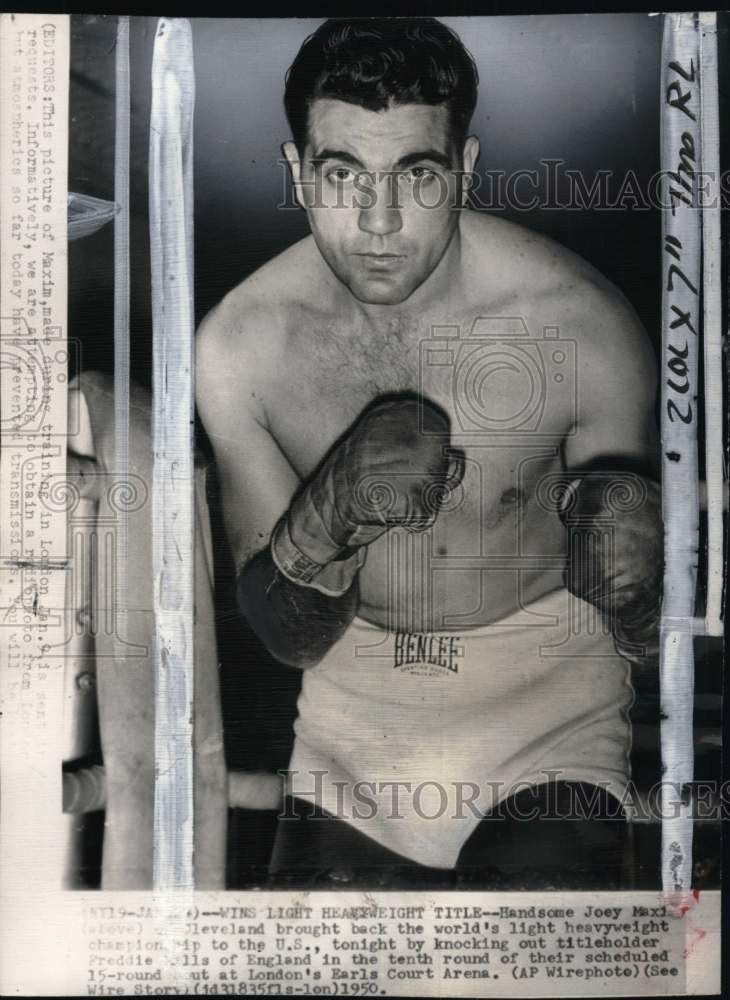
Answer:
[{"xmin": 284, "ymin": 99, "xmax": 478, "ymax": 306}]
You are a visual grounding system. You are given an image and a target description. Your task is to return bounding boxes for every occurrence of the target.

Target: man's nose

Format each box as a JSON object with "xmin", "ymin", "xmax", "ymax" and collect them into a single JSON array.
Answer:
[{"xmin": 357, "ymin": 173, "xmax": 403, "ymax": 236}]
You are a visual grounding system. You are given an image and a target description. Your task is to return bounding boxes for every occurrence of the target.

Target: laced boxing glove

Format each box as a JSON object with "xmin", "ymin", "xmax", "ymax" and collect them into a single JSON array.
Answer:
[
  {"xmin": 560, "ymin": 472, "xmax": 663, "ymax": 664},
  {"xmin": 271, "ymin": 397, "xmax": 464, "ymax": 596}
]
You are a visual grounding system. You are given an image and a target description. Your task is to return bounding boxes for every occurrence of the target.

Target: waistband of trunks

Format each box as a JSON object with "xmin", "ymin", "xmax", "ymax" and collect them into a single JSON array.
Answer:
[{"xmin": 349, "ymin": 585, "xmax": 583, "ymax": 638}]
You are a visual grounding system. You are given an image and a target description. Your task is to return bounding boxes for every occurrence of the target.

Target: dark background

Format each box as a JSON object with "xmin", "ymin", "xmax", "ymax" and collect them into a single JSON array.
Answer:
[{"xmin": 68, "ymin": 14, "xmax": 724, "ymax": 888}]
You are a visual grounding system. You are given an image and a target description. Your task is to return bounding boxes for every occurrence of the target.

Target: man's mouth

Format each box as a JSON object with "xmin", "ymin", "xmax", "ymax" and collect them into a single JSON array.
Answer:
[
  {"xmin": 356, "ymin": 252, "xmax": 404, "ymax": 257},
  {"xmin": 355, "ymin": 254, "xmax": 406, "ymax": 276}
]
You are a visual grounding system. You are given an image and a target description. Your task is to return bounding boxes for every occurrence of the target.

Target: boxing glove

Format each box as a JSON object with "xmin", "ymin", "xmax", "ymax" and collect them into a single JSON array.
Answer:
[
  {"xmin": 560, "ymin": 472, "xmax": 662, "ymax": 663},
  {"xmin": 271, "ymin": 397, "xmax": 463, "ymax": 596}
]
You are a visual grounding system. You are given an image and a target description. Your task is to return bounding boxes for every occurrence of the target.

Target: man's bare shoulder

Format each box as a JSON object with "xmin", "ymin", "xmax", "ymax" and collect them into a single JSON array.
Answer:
[
  {"xmin": 461, "ymin": 210, "xmax": 656, "ymax": 386},
  {"xmin": 195, "ymin": 235, "xmax": 326, "ymax": 431},
  {"xmin": 196, "ymin": 235, "xmax": 323, "ymax": 371},
  {"xmin": 462, "ymin": 209, "xmax": 625, "ymax": 304}
]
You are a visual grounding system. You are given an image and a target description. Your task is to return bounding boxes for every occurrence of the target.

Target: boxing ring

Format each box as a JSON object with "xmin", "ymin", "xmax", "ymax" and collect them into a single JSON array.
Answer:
[{"xmin": 60, "ymin": 15, "xmax": 725, "ymax": 897}]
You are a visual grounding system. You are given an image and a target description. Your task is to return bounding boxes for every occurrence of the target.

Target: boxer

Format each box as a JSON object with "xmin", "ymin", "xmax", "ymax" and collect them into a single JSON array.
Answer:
[{"xmin": 196, "ymin": 18, "xmax": 662, "ymax": 886}]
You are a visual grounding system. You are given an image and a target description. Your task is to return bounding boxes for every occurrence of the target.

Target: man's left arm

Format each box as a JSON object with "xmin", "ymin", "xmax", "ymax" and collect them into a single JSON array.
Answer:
[{"xmin": 562, "ymin": 289, "xmax": 662, "ymax": 664}]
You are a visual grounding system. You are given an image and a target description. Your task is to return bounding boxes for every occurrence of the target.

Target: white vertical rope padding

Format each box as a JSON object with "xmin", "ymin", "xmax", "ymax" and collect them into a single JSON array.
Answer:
[
  {"xmin": 699, "ymin": 13, "xmax": 725, "ymax": 638},
  {"xmin": 114, "ymin": 16, "xmax": 130, "ymax": 664},
  {"xmin": 149, "ymin": 17, "xmax": 196, "ymax": 893},
  {"xmin": 659, "ymin": 12, "xmax": 701, "ymax": 904}
]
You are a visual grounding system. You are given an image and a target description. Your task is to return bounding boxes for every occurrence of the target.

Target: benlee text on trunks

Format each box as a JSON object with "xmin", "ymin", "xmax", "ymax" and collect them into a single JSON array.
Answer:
[{"xmin": 393, "ymin": 632, "xmax": 463, "ymax": 674}]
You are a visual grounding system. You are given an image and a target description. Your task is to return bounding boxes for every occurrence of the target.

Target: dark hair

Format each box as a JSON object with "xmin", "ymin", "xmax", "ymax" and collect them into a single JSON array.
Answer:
[{"xmin": 284, "ymin": 18, "xmax": 479, "ymax": 154}]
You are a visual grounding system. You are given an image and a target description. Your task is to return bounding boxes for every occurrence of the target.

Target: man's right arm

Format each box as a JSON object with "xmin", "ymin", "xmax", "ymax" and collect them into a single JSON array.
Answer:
[{"xmin": 195, "ymin": 307, "xmax": 358, "ymax": 670}]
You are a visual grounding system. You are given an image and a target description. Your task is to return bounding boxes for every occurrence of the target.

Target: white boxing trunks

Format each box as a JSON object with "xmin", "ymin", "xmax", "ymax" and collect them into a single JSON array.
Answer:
[{"xmin": 287, "ymin": 586, "xmax": 635, "ymax": 869}]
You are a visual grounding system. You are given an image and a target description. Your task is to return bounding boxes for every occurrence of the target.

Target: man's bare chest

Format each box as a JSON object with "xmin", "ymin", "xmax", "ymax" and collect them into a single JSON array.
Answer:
[{"xmin": 267, "ymin": 313, "xmax": 573, "ymax": 485}]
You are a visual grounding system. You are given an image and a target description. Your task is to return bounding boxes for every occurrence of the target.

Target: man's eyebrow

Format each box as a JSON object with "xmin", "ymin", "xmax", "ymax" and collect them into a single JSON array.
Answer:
[
  {"xmin": 395, "ymin": 150, "xmax": 452, "ymax": 170},
  {"xmin": 309, "ymin": 148, "xmax": 364, "ymax": 168}
]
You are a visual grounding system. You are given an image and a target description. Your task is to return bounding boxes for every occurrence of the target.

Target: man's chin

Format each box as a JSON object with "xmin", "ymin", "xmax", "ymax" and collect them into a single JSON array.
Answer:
[{"xmin": 347, "ymin": 279, "xmax": 414, "ymax": 306}]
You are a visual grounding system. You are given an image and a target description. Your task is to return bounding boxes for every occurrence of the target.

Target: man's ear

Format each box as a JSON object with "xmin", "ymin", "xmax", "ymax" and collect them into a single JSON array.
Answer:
[
  {"xmin": 460, "ymin": 135, "xmax": 480, "ymax": 207},
  {"xmin": 282, "ymin": 141, "xmax": 307, "ymax": 210}
]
